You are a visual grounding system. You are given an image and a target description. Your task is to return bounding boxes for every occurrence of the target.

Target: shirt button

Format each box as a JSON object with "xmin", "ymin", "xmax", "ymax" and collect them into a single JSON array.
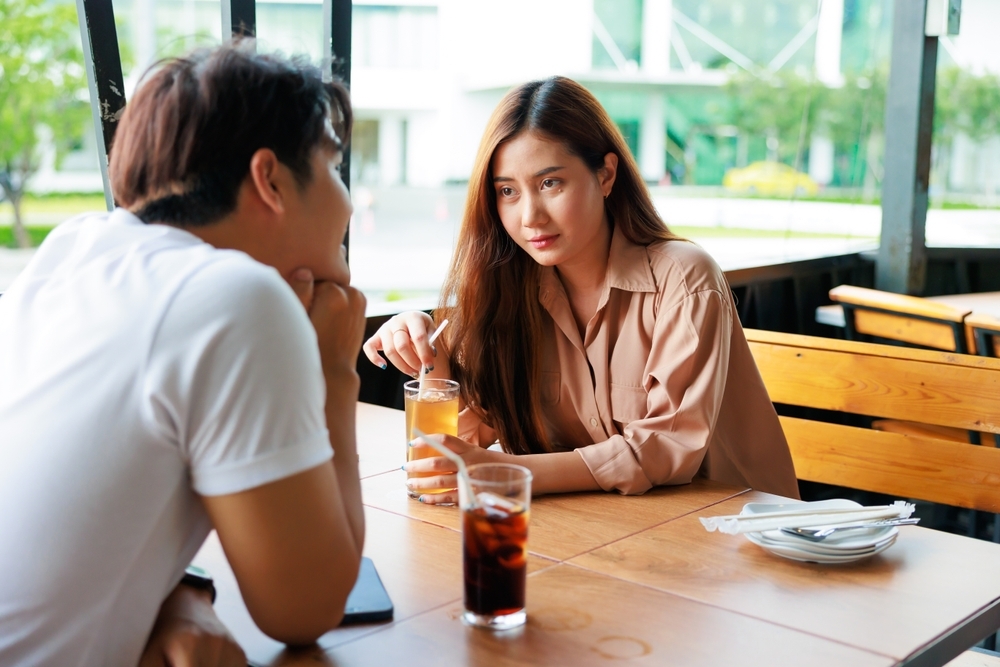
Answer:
[{"xmin": 590, "ymin": 417, "xmax": 598, "ymax": 427}]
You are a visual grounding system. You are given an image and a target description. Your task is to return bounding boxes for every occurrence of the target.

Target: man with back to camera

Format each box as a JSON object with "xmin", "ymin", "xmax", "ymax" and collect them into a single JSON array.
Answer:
[{"xmin": 0, "ymin": 42, "xmax": 366, "ymax": 665}]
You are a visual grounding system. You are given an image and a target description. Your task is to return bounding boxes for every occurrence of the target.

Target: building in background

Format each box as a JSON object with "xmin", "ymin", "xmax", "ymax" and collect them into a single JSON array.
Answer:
[{"xmin": 30, "ymin": 0, "xmax": 1000, "ymax": 198}]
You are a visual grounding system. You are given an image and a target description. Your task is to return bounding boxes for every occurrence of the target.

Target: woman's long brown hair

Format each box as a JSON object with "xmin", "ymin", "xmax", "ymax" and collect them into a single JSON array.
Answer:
[{"xmin": 440, "ymin": 76, "xmax": 680, "ymax": 455}]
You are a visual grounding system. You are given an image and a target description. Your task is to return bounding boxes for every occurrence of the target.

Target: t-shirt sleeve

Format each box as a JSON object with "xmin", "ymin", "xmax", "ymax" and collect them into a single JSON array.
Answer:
[
  {"xmin": 143, "ymin": 255, "xmax": 332, "ymax": 497},
  {"xmin": 576, "ymin": 288, "xmax": 732, "ymax": 494}
]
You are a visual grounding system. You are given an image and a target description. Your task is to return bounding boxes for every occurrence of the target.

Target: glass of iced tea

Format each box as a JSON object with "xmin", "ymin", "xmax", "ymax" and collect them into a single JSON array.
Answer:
[
  {"xmin": 459, "ymin": 463, "xmax": 532, "ymax": 631},
  {"xmin": 404, "ymin": 378, "xmax": 460, "ymax": 499}
]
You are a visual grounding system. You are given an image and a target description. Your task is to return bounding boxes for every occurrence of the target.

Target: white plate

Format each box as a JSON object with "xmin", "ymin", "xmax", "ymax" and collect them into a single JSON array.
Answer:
[
  {"xmin": 746, "ymin": 531, "xmax": 897, "ymax": 564},
  {"xmin": 741, "ymin": 499, "xmax": 900, "ymax": 564}
]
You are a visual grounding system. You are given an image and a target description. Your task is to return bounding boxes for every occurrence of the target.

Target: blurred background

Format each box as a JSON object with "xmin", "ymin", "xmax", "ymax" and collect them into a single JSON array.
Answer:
[{"xmin": 1, "ymin": 0, "xmax": 998, "ymax": 308}]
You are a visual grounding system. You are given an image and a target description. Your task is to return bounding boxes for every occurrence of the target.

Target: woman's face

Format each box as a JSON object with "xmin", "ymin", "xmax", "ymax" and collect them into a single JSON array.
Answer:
[{"xmin": 491, "ymin": 132, "xmax": 617, "ymax": 271}]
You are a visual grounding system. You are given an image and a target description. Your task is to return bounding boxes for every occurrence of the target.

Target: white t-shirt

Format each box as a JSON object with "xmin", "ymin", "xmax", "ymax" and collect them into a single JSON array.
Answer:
[{"xmin": 0, "ymin": 209, "xmax": 334, "ymax": 666}]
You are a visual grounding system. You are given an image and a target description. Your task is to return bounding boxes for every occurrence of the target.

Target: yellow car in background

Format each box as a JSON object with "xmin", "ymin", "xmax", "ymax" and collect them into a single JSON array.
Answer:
[{"xmin": 723, "ymin": 161, "xmax": 819, "ymax": 197}]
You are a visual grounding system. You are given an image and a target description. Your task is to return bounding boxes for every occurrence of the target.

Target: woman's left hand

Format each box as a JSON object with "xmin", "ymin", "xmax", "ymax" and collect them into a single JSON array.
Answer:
[{"xmin": 404, "ymin": 434, "xmax": 505, "ymax": 505}]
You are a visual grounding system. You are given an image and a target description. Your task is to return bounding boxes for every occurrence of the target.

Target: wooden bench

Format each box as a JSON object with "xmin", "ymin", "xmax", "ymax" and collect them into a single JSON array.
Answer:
[
  {"xmin": 744, "ymin": 328, "xmax": 1000, "ymax": 513},
  {"xmin": 746, "ymin": 328, "xmax": 1000, "ymax": 656}
]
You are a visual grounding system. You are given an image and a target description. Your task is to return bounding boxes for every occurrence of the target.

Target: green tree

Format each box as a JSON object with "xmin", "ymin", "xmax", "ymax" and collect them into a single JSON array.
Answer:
[
  {"xmin": 725, "ymin": 70, "xmax": 828, "ymax": 169},
  {"xmin": 0, "ymin": 0, "xmax": 88, "ymax": 247}
]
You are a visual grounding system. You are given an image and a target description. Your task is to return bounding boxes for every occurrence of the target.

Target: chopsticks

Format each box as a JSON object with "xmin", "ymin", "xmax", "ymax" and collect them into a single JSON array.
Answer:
[{"xmin": 700, "ymin": 501, "xmax": 915, "ymax": 535}]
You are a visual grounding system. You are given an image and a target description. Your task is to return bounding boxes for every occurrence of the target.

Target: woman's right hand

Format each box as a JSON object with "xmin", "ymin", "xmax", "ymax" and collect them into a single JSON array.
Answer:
[{"xmin": 362, "ymin": 311, "xmax": 438, "ymax": 377}]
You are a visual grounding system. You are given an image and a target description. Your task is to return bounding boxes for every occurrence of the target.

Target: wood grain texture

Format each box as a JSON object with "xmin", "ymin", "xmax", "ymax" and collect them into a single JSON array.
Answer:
[
  {"xmin": 830, "ymin": 285, "xmax": 971, "ymax": 322},
  {"xmin": 362, "ymin": 470, "xmax": 749, "ymax": 561},
  {"xmin": 193, "ymin": 505, "xmax": 556, "ymax": 666},
  {"xmin": 747, "ymin": 337, "xmax": 1000, "ymax": 433},
  {"xmin": 852, "ymin": 308, "xmax": 961, "ymax": 350},
  {"xmin": 570, "ymin": 492, "xmax": 1000, "ymax": 662},
  {"xmin": 781, "ymin": 416, "xmax": 1000, "ymax": 511},
  {"xmin": 301, "ymin": 565, "xmax": 893, "ymax": 667},
  {"xmin": 745, "ymin": 328, "xmax": 1000, "ymax": 368}
]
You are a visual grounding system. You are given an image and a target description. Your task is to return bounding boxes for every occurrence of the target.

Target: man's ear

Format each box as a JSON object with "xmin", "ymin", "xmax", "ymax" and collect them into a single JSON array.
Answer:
[{"xmin": 248, "ymin": 148, "xmax": 285, "ymax": 215}]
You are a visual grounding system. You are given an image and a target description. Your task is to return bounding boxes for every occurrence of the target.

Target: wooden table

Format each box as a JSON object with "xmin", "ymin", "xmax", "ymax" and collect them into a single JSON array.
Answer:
[{"xmin": 193, "ymin": 403, "xmax": 1000, "ymax": 667}]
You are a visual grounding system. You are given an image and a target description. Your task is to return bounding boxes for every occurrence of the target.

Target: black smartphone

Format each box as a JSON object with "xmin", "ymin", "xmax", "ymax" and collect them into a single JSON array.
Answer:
[{"xmin": 341, "ymin": 557, "xmax": 394, "ymax": 624}]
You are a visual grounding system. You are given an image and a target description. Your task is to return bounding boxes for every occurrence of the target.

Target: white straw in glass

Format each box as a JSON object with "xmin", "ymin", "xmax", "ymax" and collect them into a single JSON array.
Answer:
[
  {"xmin": 417, "ymin": 318, "xmax": 449, "ymax": 400},
  {"xmin": 411, "ymin": 426, "xmax": 477, "ymax": 508}
]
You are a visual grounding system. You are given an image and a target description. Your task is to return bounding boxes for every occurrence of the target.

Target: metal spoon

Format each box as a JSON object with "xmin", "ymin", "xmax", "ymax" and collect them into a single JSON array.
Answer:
[{"xmin": 781, "ymin": 518, "xmax": 921, "ymax": 541}]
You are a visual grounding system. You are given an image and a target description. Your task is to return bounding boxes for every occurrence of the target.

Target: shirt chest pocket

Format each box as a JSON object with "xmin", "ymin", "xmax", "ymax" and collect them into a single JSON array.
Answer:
[
  {"xmin": 610, "ymin": 383, "xmax": 647, "ymax": 425},
  {"xmin": 541, "ymin": 371, "xmax": 561, "ymax": 405}
]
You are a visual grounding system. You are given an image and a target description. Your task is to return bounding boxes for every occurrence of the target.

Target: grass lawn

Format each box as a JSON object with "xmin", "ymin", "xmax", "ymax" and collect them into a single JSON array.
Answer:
[
  {"xmin": 671, "ymin": 225, "xmax": 874, "ymax": 240},
  {"xmin": 0, "ymin": 193, "xmax": 107, "ymax": 215},
  {"xmin": 0, "ymin": 194, "xmax": 878, "ymax": 248}
]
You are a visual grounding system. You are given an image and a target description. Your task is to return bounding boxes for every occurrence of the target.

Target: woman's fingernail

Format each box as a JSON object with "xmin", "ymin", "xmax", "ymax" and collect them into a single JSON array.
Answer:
[
  {"xmin": 400, "ymin": 464, "xmax": 406, "ymax": 471},
  {"xmin": 424, "ymin": 365, "xmax": 434, "ymax": 373},
  {"xmin": 418, "ymin": 496, "xmax": 425, "ymax": 503},
  {"xmin": 380, "ymin": 362, "xmax": 387, "ymax": 370},
  {"xmin": 432, "ymin": 345, "xmax": 438, "ymax": 357}
]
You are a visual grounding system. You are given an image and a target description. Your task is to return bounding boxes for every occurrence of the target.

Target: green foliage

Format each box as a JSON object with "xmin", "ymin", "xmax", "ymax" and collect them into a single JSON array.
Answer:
[
  {"xmin": 0, "ymin": 224, "xmax": 53, "ymax": 247},
  {"xmin": 725, "ymin": 70, "xmax": 828, "ymax": 166},
  {"xmin": 724, "ymin": 65, "xmax": 1000, "ymax": 190},
  {"xmin": 0, "ymin": 0, "xmax": 88, "ymax": 245},
  {"xmin": 936, "ymin": 66, "xmax": 1000, "ymax": 142}
]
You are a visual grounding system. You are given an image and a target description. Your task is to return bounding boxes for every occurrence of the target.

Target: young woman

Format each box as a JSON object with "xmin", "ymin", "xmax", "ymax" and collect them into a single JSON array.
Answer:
[{"xmin": 362, "ymin": 77, "xmax": 798, "ymax": 502}]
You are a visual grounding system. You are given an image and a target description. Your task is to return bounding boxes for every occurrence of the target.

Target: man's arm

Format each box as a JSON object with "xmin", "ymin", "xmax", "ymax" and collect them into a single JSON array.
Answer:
[
  {"xmin": 201, "ymin": 461, "xmax": 362, "ymax": 645},
  {"xmin": 201, "ymin": 278, "xmax": 368, "ymax": 645}
]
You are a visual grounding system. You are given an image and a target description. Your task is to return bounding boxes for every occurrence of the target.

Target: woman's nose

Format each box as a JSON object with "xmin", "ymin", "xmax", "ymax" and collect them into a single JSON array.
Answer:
[{"xmin": 521, "ymin": 193, "xmax": 545, "ymax": 228}]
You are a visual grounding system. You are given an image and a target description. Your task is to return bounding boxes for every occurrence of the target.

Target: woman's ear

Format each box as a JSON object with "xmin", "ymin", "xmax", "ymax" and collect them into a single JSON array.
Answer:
[
  {"xmin": 248, "ymin": 148, "xmax": 285, "ymax": 215},
  {"xmin": 599, "ymin": 152, "xmax": 619, "ymax": 198}
]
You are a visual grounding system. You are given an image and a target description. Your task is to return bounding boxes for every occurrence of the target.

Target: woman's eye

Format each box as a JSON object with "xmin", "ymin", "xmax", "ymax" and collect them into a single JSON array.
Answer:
[
  {"xmin": 500, "ymin": 187, "xmax": 514, "ymax": 197},
  {"xmin": 541, "ymin": 179, "xmax": 556, "ymax": 189}
]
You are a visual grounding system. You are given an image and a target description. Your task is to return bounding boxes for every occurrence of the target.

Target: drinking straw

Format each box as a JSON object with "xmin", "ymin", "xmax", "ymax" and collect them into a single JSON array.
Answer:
[
  {"xmin": 417, "ymin": 319, "xmax": 449, "ymax": 400},
  {"xmin": 411, "ymin": 426, "xmax": 477, "ymax": 508}
]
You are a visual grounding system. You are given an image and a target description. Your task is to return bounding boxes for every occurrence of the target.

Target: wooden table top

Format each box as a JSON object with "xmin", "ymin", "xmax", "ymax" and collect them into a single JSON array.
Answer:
[{"xmin": 193, "ymin": 402, "xmax": 1000, "ymax": 667}]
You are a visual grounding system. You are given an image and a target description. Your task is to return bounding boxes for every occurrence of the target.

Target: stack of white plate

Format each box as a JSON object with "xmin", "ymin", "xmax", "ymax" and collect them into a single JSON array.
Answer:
[{"xmin": 742, "ymin": 499, "xmax": 899, "ymax": 564}]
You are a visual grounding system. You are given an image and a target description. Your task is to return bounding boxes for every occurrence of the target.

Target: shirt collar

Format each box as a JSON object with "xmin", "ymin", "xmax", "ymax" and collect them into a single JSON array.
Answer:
[
  {"xmin": 538, "ymin": 225, "xmax": 656, "ymax": 312},
  {"xmin": 606, "ymin": 225, "xmax": 657, "ymax": 294}
]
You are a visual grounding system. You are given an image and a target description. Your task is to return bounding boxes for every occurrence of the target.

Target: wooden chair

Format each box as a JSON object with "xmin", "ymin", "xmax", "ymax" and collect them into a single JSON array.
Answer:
[
  {"xmin": 829, "ymin": 285, "xmax": 972, "ymax": 352},
  {"xmin": 745, "ymin": 329, "xmax": 1000, "ymax": 514},
  {"xmin": 968, "ymin": 313, "xmax": 1000, "ymax": 360}
]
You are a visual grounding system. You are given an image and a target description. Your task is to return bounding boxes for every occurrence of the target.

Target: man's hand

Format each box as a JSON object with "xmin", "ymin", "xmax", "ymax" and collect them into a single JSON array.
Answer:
[
  {"xmin": 286, "ymin": 267, "xmax": 366, "ymax": 379},
  {"xmin": 138, "ymin": 584, "xmax": 245, "ymax": 667}
]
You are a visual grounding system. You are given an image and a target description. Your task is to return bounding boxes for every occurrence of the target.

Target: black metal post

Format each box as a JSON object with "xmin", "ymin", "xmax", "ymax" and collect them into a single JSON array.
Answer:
[
  {"xmin": 76, "ymin": 0, "xmax": 127, "ymax": 210},
  {"xmin": 222, "ymin": 0, "xmax": 256, "ymax": 40},
  {"xmin": 876, "ymin": 0, "xmax": 937, "ymax": 295},
  {"xmin": 324, "ymin": 0, "xmax": 352, "ymax": 256}
]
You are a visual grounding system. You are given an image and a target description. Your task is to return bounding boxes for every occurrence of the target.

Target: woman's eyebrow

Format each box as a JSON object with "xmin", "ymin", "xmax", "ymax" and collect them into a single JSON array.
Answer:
[
  {"xmin": 533, "ymin": 166, "xmax": 564, "ymax": 178},
  {"xmin": 493, "ymin": 165, "xmax": 565, "ymax": 183}
]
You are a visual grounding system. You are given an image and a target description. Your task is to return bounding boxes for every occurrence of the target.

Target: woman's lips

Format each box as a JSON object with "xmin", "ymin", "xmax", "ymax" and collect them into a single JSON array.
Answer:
[{"xmin": 528, "ymin": 235, "xmax": 558, "ymax": 249}]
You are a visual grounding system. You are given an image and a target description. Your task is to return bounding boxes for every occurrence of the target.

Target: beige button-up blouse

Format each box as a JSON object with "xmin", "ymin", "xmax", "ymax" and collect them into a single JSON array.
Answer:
[{"xmin": 458, "ymin": 227, "xmax": 799, "ymax": 498}]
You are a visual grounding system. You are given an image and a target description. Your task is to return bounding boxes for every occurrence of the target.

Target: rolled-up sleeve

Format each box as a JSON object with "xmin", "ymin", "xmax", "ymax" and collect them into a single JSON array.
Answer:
[
  {"xmin": 576, "ymin": 289, "xmax": 732, "ymax": 494},
  {"xmin": 458, "ymin": 406, "xmax": 499, "ymax": 447}
]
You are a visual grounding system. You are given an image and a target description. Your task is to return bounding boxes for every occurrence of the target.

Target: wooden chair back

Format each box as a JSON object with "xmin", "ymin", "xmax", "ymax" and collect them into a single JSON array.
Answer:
[
  {"xmin": 968, "ymin": 313, "xmax": 1000, "ymax": 359},
  {"xmin": 829, "ymin": 285, "xmax": 971, "ymax": 352},
  {"xmin": 745, "ymin": 328, "xmax": 1000, "ymax": 512}
]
